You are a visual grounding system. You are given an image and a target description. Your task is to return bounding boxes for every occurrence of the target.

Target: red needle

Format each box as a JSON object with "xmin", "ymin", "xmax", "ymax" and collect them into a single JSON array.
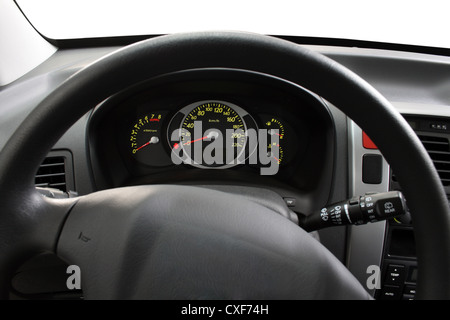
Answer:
[
  {"xmin": 173, "ymin": 135, "xmax": 209, "ymax": 150},
  {"xmin": 135, "ymin": 141, "xmax": 151, "ymax": 151},
  {"xmin": 269, "ymin": 129, "xmax": 283, "ymax": 138},
  {"xmin": 135, "ymin": 136, "xmax": 159, "ymax": 152},
  {"xmin": 183, "ymin": 135, "xmax": 208, "ymax": 146}
]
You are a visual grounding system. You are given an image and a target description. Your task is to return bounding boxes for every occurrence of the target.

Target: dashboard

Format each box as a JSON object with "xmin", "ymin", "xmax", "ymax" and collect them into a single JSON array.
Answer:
[
  {"xmin": 88, "ymin": 69, "xmax": 335, "ymax": 213},
  {"xmin": 2, "ymin": 35, "xmax": 450, "ymax": 299}
]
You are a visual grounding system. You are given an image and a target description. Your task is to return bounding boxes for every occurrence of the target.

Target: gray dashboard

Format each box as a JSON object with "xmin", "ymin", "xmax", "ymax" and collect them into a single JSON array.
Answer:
[{"xmin": 1, "ymin": 38, "xmax": 450, "ymax": 296}]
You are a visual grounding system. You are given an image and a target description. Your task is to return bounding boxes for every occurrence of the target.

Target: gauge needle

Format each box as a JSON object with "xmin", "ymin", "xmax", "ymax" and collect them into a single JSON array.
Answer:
[
  {"xmin": 268, "ymin": 129, "xmax": 283, "ymax": 138},
  {"xmin": 177, "ymin": 131, "xmax": 218, "ymax": 148},
  {"xmin": 135, "ymin": 136, "xmax": 159, "ymax": 151},
  {"xmin": 274, "ymin": 133, "xmax": 283, "ymax": 138},
  {"xmin": 183, "ymin": 135, "xmax": 208, "ymax": 146},
  {"xmin": 173, "ymin": 137, "xmax": 207, "ymax": 150}
]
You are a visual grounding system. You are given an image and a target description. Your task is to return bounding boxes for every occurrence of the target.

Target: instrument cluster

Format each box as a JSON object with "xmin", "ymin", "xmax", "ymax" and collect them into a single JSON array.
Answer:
[
  {"xmin": 127, "ymin": 100, "xmax": 297, "ymax": 172},
  {"xmin": 88, "ymin": 69, "xmax": 334, "ymax": 192}
]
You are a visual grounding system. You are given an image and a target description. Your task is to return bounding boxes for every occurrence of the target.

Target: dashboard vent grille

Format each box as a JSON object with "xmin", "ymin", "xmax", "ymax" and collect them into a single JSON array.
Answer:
[
  {"xmin": 417, "ymin": 134, "xmax": 450, "ymax": 186},
  {"xmin": 35, "ymin": 156, "xmax": 67, "ymax": 192}
]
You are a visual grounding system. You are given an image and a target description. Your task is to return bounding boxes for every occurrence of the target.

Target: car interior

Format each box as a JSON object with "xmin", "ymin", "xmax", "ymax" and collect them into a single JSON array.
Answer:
[{"xmin": 1, "ymin": 1, "xmax": 450, "ymax": 301}]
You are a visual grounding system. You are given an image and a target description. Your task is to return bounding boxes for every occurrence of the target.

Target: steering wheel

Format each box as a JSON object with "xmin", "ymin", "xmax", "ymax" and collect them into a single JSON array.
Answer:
[{"xmin": 1, "ymin": 32, "xmax": 449, "ymax": 299}]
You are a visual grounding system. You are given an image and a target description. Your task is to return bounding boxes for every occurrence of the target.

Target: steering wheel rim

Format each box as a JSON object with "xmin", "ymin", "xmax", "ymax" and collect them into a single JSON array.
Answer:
[{"xmin": 1, "ymin": 31, "xmax": 449, "ymax": 299}]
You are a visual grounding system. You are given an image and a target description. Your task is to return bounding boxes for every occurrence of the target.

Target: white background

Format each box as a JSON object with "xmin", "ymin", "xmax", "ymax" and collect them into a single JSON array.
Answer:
[{"xmin": 16, "ymin": 0, "xmax": 450, "ymax": 49}]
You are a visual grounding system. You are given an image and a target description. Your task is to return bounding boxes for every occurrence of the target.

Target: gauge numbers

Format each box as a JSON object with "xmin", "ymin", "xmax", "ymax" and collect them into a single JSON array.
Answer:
[
  {"xmin": 130, "ymin": 111, "xmax": 171, "ymax": 166},
  {"xmin": 169, "ymin": 101, "xmax": 254, "ymax": 168},
  {"xmin": 265, "ymin": 117, "xmax": 285, "ymax": 165}
]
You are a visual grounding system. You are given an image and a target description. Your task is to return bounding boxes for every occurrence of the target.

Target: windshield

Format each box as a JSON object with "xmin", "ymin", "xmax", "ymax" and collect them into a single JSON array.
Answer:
[{"xmin": 16, "ymin": 0, "xmax": 450, "ymax": 49}]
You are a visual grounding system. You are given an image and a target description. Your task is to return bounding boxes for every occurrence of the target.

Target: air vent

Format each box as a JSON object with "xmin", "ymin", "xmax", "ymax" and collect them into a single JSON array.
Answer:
[
  {"xmin": 417, "ymin": 134, "xmax": 450, "ymax": 186},
  {"xmin": 35, "ymin": 156, "xmax": 67, "ymax": 192}
]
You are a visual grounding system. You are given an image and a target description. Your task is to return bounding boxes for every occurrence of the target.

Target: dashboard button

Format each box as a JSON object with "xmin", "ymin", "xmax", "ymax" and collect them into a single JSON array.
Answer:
[
  {"xmin": 404, "ymin": 285, "xmax": 416, "ymax": 296},
  {"xmin": 380, "ymin": 285, "xmax": 401, "ymax": 300},
  {"xmin": 362, "ymin": 154, "xmax": 382, "ymax": 184},
  {"xmin": 385, "ymin": 264, "xmax": 406, "ymax": 285}
]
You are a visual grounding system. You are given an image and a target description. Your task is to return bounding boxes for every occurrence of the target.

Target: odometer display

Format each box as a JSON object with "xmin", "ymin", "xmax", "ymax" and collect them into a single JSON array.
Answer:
[{"xmin": 172, "ymin": 101, "xmax": 249, "ymax": 168}]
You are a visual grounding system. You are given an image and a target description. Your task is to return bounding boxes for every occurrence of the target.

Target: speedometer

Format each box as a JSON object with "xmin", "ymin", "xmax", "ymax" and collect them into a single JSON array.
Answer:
[{"xmin": 168, "ymin": 100, "xmax": 257, "ymax": 168}]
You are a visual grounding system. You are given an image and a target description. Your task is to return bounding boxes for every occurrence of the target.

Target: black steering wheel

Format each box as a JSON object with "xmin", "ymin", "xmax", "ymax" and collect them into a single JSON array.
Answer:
[{"xmin": 1, "ymin": 32, "xmax": 449, "ymax": 299}]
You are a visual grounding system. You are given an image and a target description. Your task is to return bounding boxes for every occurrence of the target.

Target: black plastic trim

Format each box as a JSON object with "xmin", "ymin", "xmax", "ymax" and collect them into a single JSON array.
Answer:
[{"xmin": 48, "ymin": 35, "xmax": 450, "ymax": 58}]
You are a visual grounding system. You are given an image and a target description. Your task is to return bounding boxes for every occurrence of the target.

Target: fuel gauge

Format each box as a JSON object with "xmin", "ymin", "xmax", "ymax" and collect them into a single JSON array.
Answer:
[{"xmin": 263, "ymin": 117, "xmax": 286, "ymax": 165}]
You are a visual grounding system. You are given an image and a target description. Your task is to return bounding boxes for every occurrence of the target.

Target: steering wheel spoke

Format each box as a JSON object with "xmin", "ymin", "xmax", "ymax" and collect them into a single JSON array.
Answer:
[{"xmin": 0, "ymin": 189, "xmax": 77, "ymax": 297}]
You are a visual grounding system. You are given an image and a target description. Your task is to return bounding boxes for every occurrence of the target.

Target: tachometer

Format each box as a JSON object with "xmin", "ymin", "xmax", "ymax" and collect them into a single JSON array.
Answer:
[{"xmin": 130, "ymin": 111, "xmax": 170, "ymax": 166}]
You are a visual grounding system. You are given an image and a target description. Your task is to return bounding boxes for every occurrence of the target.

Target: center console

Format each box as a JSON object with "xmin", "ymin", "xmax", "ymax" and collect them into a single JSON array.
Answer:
[{"xmin": 376, "ymin": 115, "xmax": 450, "ymax": 300}]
